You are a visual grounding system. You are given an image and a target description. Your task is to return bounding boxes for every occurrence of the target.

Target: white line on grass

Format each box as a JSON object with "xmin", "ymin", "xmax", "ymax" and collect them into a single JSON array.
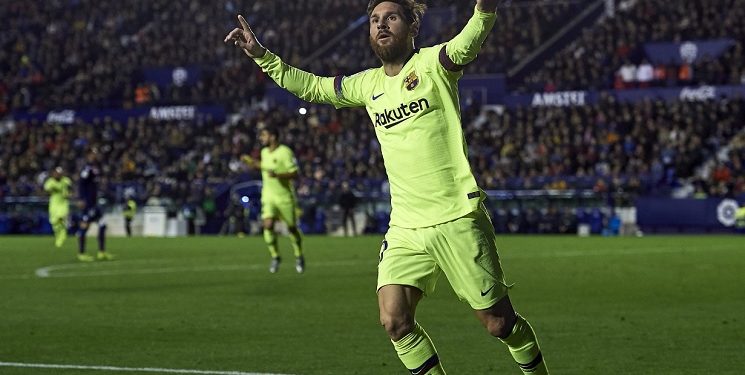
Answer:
[
  {"xmin": 0, "ymin": 361, "xmax": 294, "ymax": 375},
  {"xmin": 34, "ymin": 259, "xmax": 367, "ymax": 279},
  {"xmin": 21, "ymin": 245, "xmax": 739, "ymax": 280}
]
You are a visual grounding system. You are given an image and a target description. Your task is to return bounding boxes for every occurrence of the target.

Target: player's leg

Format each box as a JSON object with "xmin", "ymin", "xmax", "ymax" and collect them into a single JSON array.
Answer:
[
  {"xmin": 77, "ymin": 221, "xmax": 93, "ymax": 261},
  {"xmin": 342, "ymin": 209, "xmax": 350, "ymax": 236},
  {"xmin": 433, "ymin": 206, "xmax": 548, "ymax": 374},
  {"xmin": 379, "ymin": 285, "xmax": 445, "ymax": 375},
  {"xmin": 96, "ymin": 213, "xmax": 113, "ymax": 260},
  {"xmin": 125, "ymin": 218, "xmax": 132, "ymax": 237},
  {"xmin": 49, "ymin": 212, "xmax": 67, "ymax": 248},
  {"xmin": 475, "ymin": 296, "xmax": 548, "ymax": 374},
  {"xmin": 377, "ymin": 229, "xmax": 446, "ymax": 374},
  {"xmin": 261, "ymin": 200, "xmax": 281, "ymax": 272},
  {"xmin": 349, "ymin": 209, "xmax": 357, "ymax": 235},
  {"xmin": 288, "ymin": 223, "xmax": 304, "ymax": 273},
  {"xmin": 262, "ymin": 217, "xmax": 281, "ymax": 272},
  {"xmin": 277, "ymin": 201, "xmax": 304, "ymax": 273}
]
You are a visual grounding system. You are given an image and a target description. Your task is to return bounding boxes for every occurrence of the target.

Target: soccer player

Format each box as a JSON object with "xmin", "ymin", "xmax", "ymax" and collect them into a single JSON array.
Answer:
[
  {"xmin": 77, "ymin": 151, "xmax": 112, "ymax": 261},
  {"xmin": 44, "ymin": 167, "xmax": 72, "ymax": 248},
  {"xmin": 225, "ymin": 0, "xmax": 549, "ymax": 373},
  {"xmin": 242, "ymin": 127, "xmax": 305, "ymax": 274},
  {"xmin": 123, "ymin": 194, "xmax": 137, "ymax": 237}
]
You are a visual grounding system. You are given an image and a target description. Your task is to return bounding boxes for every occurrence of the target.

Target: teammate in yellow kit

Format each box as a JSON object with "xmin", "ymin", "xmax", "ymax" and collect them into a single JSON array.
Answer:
[
  {"xmin": 44, "ymin": 167, "xmax": 72, "ymax": 248},
  {"xmin": 242, "ymin": 127, "xmax": 305, "ymax": 274}
]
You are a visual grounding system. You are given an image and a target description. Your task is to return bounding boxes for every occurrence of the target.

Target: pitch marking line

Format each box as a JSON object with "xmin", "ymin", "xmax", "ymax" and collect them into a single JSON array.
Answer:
[
  {"xmin": 1, "ymin": 246, "xmax": 736, "ymax": 281},
  {"xmin": 33, "ymin": 259, "xmax": 366, "ymax": 279},
  {"xmin": 0, "ymin": 361, "xmax": 295, "ymax": 375}
]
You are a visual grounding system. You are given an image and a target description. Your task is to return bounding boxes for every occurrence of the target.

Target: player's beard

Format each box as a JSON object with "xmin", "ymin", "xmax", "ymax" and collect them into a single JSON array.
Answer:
[{"xmin": 370, "ymin": 32, "xmax": 410, "ymax": 63}]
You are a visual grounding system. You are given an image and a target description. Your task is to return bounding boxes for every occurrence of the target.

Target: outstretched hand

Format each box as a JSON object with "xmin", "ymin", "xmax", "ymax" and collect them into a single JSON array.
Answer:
[
  {"xmin": 476, "ymin": 0, "xmax": 499, "ymax": 12},
  {"xmin": 224, "ymin": 15, "xmax": 267, "ymax": 58}
]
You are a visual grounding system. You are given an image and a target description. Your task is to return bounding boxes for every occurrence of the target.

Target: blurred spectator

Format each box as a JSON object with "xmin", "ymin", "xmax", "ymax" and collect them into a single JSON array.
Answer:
[
  {"xmin": 636, "ymin": 59, "xmax": 653, "ymax": 87},
  {"xmin": 338, "ymin": 181, "xmax": 358, "ymax": 237}
]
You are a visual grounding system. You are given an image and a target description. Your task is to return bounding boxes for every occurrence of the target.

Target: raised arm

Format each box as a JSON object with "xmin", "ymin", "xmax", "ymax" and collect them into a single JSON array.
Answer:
[
  {"xmin": 442, "ymin": 0, "xmax": 498, "ymax": 69},
  {"xmin": 224, "ymin": 15, "xmax": 365, "ymax": 107},
  {"xmin": 477, "ymin": 0, "xmax": 499, "ymax": 13}
]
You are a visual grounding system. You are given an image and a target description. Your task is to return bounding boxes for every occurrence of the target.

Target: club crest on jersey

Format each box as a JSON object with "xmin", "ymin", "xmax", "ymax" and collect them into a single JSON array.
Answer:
[{"xmin": 404, "ymin": 71, "xmax": 419, "ymax": 91}]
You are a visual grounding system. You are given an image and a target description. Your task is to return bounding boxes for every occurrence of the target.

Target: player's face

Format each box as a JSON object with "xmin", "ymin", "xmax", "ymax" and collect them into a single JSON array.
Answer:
[
  {"xmin": 259, "ymin": 130, "xmax": 271, "ymax": 146},
  {"xmin": 369, "ymin": 2, "xmax": 414, "ymax": 63}
]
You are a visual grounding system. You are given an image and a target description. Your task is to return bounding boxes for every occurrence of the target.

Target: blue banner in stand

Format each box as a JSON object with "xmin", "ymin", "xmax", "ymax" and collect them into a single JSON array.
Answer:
[
  {"xmin": 500, "ymin": 85, "xmax": 745, "ymax": 108},
  {"xmin": 502, "ymin": 90, "xmax": 597, "ymax": 107},
  {"xmin": 643, "ymin": 39, "xmax": 736, "ymax": 65},
  {"xmin": 12, "ymin": 105, "xmax": 226, "ymax": 124},
  {"xmin": 636, "ymin": 197, "xmax": 744, "ymax": 233},
  {"xmin": 614, "ymin": 84, "xmax": 745, "ymax": 103}
]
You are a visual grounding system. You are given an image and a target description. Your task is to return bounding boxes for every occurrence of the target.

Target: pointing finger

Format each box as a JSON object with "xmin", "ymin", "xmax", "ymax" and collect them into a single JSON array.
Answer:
[{"xmin": 238, "ymin": 15, "xmax": 251, "ymax": 32}]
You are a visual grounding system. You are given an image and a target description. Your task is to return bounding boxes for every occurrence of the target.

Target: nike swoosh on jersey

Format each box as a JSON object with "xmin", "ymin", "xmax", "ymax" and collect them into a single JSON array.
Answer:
[
  {"xmin": 372, "ymin": 93, "xmax": 385, "ymax": 100},
  {"xmin": 480, "ymin": 284, "xmax": 496, "ymax": 296}
]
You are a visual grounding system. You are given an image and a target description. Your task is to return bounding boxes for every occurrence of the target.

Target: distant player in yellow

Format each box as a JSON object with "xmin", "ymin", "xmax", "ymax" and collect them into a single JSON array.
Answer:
[
  {"xmin": 123, "ymin": 195, "xmax": 137, "ymax": 237},
  {"xmin": 44, "ymin": 167, "xmax": 72, "ymax": 248},
  {"xmin": 242, "ymin": 127, "xmax": 305, "ymax": 274},
  {"xmin": 226, "ymin": 0, "xmax": 549, "ymax": 373}
]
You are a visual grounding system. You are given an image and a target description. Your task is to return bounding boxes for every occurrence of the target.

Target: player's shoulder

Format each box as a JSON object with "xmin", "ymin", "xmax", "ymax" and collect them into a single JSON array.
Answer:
[
  {"xmin": 416, "ymin": 44, "xmax": 446, "ymax": 64},
  {"xmin": 345, "ymin": 67, "xmax": 379, "ymax": 79},
  {"xmin": 419, "ymin": 44, "xmax": 445, "ymax": 56},
  {"xmin": 278, "ymin": 144, "xmax": 295, "ymax": 156}
]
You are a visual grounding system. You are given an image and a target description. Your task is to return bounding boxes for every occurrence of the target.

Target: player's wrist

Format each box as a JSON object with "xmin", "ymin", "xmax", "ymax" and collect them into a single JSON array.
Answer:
[{"xmin": 249, "ymin": 46, "xmax": 268, "ymax": 60}]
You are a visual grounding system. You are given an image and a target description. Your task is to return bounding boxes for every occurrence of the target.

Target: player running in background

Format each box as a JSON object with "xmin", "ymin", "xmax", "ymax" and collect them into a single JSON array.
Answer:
[
  {"xmin": 226, "ymin": 0, "xmax": 549, "ymax": 373},
  {"xmin": 242, "ymin": 127, "xmax": 305, "ymax": 274},
  {"xmin": 44, "ymin": 167, "xmax": 72, "ymax": 248},
  {"xmin": 77, "ymin": 150, "xmax": 113, "ymax": 261}
]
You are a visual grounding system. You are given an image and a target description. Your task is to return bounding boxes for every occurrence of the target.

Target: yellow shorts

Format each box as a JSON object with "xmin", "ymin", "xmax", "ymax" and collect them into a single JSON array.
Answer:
[
  {"xmin": 377, "ymin": 205, "xmax": 510, "ymax": 310},
  {"xmin": 48, "ymin": 206, "xmax": 69, "ymax": 225},
  {"xmin": 261, "ymin": 198, "xmax": 298, "ymax": 226}
]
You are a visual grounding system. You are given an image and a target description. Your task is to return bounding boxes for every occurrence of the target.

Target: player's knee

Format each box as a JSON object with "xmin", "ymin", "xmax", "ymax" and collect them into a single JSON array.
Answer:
[
  {"xmin": 483, "ymin": 313, "xmax": 516, "ymax": 338},
  {"xmin": 380, "ymin": 312, "xmax": 414, "ymax": 341}
]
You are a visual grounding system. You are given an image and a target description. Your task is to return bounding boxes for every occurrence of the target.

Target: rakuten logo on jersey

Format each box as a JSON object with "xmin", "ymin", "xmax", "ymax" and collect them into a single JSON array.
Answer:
[{"xmin": 374, "ymin": 98, "xmax": 430, "ymax": 129}]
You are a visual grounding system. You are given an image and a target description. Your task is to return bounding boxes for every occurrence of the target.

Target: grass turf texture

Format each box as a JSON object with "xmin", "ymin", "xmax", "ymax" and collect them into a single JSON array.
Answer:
[{"xmin": 0, "ymin": 235, "xmax": 742, "ymax": 374}]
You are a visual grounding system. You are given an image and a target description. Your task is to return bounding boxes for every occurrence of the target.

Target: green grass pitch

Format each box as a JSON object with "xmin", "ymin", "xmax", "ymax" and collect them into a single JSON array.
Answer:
[{"xmin": 0, "ymin": 235, "xmax": 743, "ymax": 374}]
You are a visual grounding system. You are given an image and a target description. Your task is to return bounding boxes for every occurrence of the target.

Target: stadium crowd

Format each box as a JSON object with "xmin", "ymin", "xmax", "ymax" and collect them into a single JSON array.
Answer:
[
  {"xmin": 1, "ymin": 0, "xmax": 590, "ymax": 115},
  {"xmin": 520, "ymin": 0, "xmax": 745, "ymax": 92},
  {"xmin": 3, "ymin": 97, "xmax": 743, "ymax": 203},
  {"xmin": 3, "ymin": 0, "xmax": 744, "ymax": 234}
]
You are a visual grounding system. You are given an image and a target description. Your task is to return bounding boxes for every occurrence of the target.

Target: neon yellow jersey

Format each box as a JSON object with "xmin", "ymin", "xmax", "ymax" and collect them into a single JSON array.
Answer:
[
  {"xmin": 44, "ymin": 177, "xmax": 72, "ymax": 213},
  {"xmin": 124, "ymin": 199, "xmax": 137, "ymax": 219},
  {"xmin": 260, "ymin": 144, "xmax": 299, "ymax": 202},
  {"xmin": 254, "ymin": 8, "xmax": 496, "ymax": 228}
]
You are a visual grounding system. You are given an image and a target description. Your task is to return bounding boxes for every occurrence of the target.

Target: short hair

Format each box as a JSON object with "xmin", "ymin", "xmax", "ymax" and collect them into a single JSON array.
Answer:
[
  {"xmin": 262, "ymin": 126, "xmax": 280, "ymax": 139},
  {"xmin": 367, "ymin": 0, "xmax": 427, "ymax": 26}
]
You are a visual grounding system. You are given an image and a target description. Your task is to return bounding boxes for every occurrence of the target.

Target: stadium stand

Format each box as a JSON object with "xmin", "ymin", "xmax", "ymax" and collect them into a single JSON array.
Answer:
[
  {"xmin": 2, "ymin": 0, "xmax": 744, "ymax": 235},
  {"xmin": 519, "ymin": 0, "xmax": 745, "ymax": 92}
]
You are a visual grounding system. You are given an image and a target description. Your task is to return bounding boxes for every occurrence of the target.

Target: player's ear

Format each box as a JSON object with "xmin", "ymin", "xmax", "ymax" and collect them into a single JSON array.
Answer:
[{"xmin": 410, "ymin": 21, "xmax": 420, "ymax": 38}]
